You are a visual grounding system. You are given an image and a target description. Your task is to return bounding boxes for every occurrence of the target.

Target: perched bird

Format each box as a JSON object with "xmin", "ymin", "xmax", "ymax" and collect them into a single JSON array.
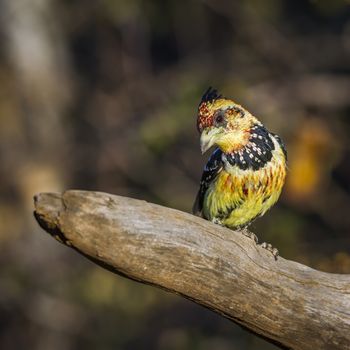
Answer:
[{"xmin": 193, "ymin": 87, "xmax": 287, "ymax": 256}]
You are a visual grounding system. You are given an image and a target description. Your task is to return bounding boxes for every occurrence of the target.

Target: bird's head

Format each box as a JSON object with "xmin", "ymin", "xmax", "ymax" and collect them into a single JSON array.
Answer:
[{"xmin": 197, "ymin": 87, "xmax": 260, "ymax": 154}]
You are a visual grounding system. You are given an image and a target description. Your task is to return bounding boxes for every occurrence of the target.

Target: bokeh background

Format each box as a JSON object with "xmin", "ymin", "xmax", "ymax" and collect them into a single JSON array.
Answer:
[{"xmin": 1, "ymin": 0, "xmax": 350, "ymax": 349}]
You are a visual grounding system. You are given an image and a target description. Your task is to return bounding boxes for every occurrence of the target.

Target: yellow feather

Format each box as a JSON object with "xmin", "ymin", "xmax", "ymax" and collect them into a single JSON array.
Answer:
[{"xmin": 203, "ymin": 143, "xmax": 286, "ymax": 228}]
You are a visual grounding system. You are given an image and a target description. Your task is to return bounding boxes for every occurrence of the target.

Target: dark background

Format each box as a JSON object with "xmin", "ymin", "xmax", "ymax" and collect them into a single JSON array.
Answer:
[{"xmin": 1, "ymin": 0, "xmax": 350, "ymax": 349}]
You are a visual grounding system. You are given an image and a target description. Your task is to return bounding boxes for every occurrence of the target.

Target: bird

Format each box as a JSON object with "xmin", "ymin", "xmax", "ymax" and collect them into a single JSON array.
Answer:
[{"xmin": 193, "ymin": 87, "xmax": 287, "ymax": 258}]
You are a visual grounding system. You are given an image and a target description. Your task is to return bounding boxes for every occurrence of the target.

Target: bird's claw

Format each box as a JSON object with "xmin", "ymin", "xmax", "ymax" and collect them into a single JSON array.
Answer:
[
  {"xmin": 260, "ymin": 242, "xmax": 279, "ymax": 260},
  {"xmin": 212, "ymin": 218, "xmax": 223, "ymax": 226},
  {"xmin": 240, "ymin": 227, "xmax": 258, "ymax": 244},
  {"xmin": 228, "ymin": 227, "xmax": 279, "ymax": 260}
]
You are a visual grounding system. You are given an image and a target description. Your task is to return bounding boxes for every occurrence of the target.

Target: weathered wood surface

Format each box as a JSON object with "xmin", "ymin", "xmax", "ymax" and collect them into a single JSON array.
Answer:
[{"xmin": 33, "ymin": 190, "xmax": 350, "ymax": 350}]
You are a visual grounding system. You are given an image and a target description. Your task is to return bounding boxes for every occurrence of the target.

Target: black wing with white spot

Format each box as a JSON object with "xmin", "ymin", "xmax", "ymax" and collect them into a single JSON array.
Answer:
[
  {"xmin": 271, "ymin": 132, "xmax": 287, "ymax": 160},
  {"xmin": 192, "ymin": 148, "xmax": 223, "ymax": 216}
]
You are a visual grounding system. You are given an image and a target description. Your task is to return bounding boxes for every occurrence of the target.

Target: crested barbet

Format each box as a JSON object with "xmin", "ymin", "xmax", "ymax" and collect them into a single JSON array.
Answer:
[{"xmin": 193, "ymin": 87, "xmax": 287, "ymax": 258}]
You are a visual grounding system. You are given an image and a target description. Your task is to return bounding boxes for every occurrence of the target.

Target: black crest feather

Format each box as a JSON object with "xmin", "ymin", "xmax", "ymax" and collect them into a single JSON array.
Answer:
[{"xmin": 200, "ymin": 87, "xmax": 222, "ymax": 104}]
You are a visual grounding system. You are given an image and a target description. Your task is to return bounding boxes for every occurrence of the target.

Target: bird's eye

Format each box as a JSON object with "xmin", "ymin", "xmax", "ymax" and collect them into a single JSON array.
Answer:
[{"xmin": 214, "ymin": 114, "xmax": 225, "ymax": 126}]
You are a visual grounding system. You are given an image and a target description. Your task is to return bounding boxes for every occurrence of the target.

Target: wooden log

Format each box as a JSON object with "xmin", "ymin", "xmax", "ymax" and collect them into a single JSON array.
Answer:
[{"xmin": 34, "ymin": 190, "xmax": 350, "ymax": 350}]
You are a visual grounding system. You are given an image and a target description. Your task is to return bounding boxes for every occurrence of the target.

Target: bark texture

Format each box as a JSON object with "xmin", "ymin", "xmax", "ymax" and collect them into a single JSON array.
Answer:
[{"xmin": 34, "ymin": 190, "xmax": 350, "ymax": 350}]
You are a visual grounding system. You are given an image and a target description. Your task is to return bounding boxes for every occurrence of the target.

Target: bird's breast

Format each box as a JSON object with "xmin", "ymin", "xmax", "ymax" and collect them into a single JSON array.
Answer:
[{"xmin": 203, "ymin": 144, "xmax": 287, "ymax": 228}]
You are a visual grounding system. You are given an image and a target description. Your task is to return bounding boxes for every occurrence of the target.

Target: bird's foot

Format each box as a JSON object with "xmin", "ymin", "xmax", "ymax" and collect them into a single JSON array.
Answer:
[
  {"xmin": 260, "ymin": 242, "xmax": 279, "ymax": 260},
  {"xmin": 212, "ymin": 218, "xmax": 223, "ymax": 226},
  {"xmin": 238, "ymin": 227, "xmax": 278, "ymax": 260},
  {"xmin": 239, "ymin": 227, "xmax": 258, "ymax": 244}
]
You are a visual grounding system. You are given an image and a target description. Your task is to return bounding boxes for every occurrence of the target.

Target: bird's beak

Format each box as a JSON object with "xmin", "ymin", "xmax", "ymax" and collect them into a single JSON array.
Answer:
[{"xmin": 200, "ymin": 128, "xmax": 220, "ymax": 154}]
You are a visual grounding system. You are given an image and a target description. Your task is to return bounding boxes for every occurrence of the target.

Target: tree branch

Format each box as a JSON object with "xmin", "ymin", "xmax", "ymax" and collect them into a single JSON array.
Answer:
[{"xmin": 33, "ymin": 190, "xmax": 350, "ymax": 350}]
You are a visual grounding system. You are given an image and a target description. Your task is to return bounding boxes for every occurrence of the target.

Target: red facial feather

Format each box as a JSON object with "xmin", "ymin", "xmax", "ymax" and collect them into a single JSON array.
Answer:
[{"xmin": 197, "ymin": 102, "xmax": 214, "ymax": 132}]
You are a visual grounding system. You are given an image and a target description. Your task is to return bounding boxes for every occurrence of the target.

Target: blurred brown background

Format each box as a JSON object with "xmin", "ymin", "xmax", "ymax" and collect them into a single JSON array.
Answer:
[{"xmin": 1, "ymin": 0, "xmax": 350, "ymax": 349}]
